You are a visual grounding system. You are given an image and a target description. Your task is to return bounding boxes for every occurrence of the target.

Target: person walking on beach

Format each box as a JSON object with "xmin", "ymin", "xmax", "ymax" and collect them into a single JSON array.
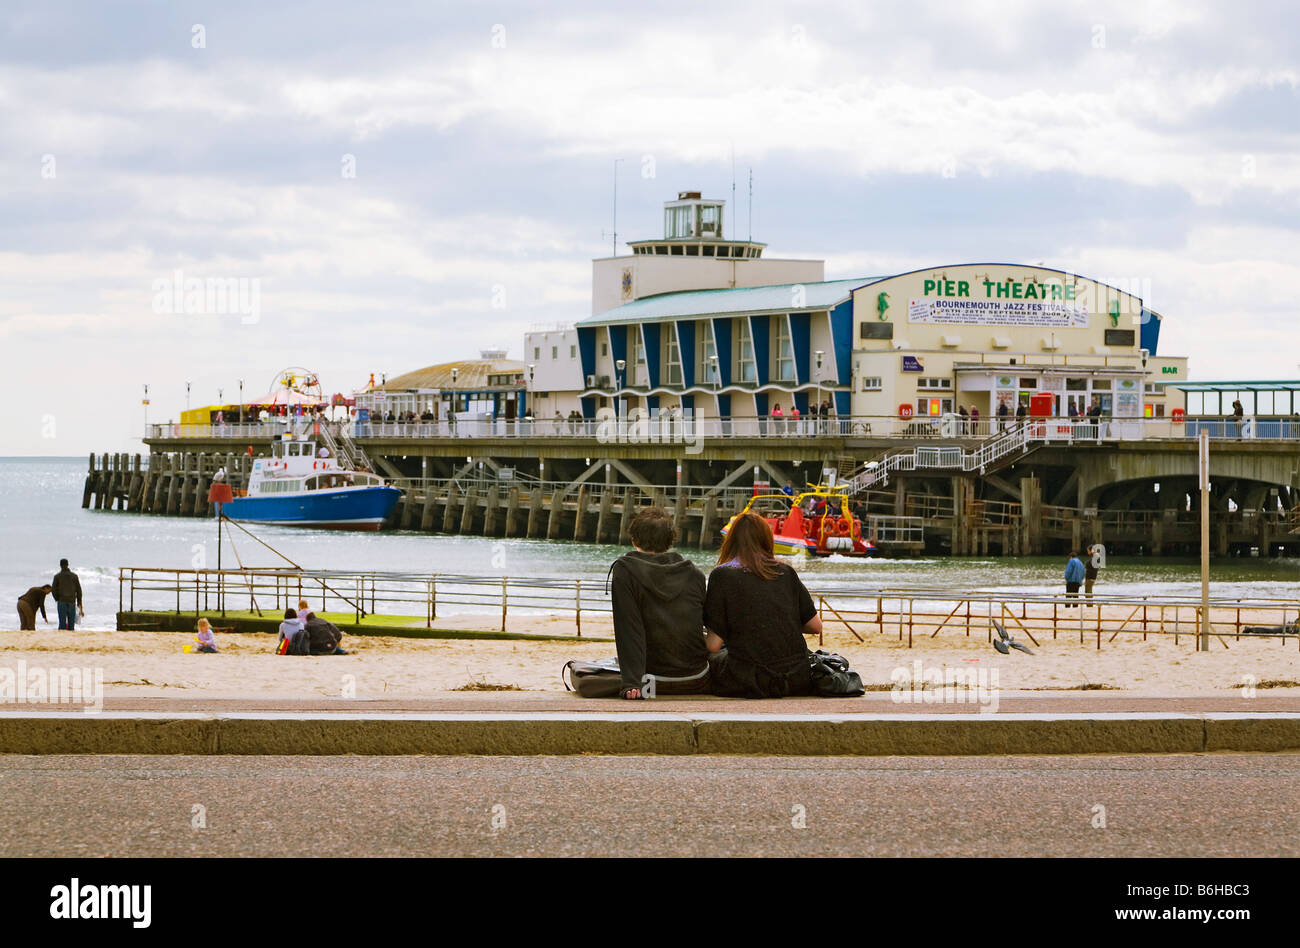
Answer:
[
  {"xmin": 609, "ymin": 508, "xmax": 711, "ymax": 699},
  {"xmin": 16, "ymin": 584, "xmax": 53, "ymax": 630},
  {"xmin": 704, "ymin": 512, "xmax": 823, "ymax": 698},
  {"xmin": 1064, "ymin": 551, "xmax": 1085, "ymax": 607},
  {"xmin": 1084, "ymin": 546, "xmax": 1100, "ymax": 600},
  {"xmin": 51, "ymin": 559, "xmax": 83, "ymax": 630}
]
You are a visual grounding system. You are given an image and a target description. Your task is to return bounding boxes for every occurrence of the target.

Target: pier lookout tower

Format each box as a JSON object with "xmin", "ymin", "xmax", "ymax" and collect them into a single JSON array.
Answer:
[
  {"xmin": 627, "ymin": 191, "xmax": 764, "ymax": 259},
  {"xmin": 591, "ymin": 191, "xmax": 823, "ymax": 314}
]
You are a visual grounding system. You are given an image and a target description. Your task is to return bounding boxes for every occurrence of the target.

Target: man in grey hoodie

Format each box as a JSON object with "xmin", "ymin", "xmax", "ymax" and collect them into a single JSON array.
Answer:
[{"xmin": 611, "ymin": 508, "xmax": 710, "ymax": 699}]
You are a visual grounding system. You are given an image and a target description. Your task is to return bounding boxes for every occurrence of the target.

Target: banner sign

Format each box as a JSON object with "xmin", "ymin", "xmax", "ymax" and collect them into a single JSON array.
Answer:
[
  {"xmin": 908, "ymin": 298, "xmax": 1088, "ymax": 328},
  {"xmin": 901, "ymin": 355, "xmax": 924, "ymax": 372}
]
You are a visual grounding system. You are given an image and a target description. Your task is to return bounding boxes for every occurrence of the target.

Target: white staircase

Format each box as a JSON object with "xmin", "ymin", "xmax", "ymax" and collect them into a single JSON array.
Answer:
[{"xmin": 845, "ymin": 421, "xmax": 1087, "ymax": 495}]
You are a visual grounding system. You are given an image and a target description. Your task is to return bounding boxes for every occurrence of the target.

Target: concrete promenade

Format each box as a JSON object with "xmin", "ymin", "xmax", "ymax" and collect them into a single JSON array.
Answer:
[{"xmin": 3, "ymin": 693, "xmax": 1299, "ymax": 756}]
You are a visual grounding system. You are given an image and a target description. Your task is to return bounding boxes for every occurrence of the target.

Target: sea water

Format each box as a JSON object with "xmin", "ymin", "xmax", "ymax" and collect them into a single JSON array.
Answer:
[{"xmin": 3, "ymin": 457, "xmax": 1300, "ymax": 630}]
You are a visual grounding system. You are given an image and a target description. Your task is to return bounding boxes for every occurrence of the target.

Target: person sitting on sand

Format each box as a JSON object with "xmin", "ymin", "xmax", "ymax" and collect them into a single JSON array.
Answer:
[
  {"xmin": 278, "ymin": 608, "xmax": 300, "ymax": 649},
  {"xmin": 16, "ymin": 584, "xmax": 52, "ymax": 630},
  {"xmin": 704, "ymin": 512, "xmax": 823, "ymax": 698},
  {"xmin": 609, "ymin": 507, "xmax": 710, "ymax": 700},
  {"xmin": 194, "ymin": 618, "xmax": 219, "ymax": 653}
]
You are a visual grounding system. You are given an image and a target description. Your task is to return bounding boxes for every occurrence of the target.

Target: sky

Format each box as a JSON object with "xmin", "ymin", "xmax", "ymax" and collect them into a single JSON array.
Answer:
[{"xmin": 1, "ymin": 0, "xmax": 1297, "ymax": 455}]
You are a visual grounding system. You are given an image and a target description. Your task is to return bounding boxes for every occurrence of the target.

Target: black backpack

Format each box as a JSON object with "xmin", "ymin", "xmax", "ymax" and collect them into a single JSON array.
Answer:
[{"xmin": 289, "ymin": 628, "xmax": 312, "ymax": 656}]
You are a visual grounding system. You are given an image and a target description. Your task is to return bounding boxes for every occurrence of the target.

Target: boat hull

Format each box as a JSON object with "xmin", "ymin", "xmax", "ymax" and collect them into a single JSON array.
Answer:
[{"xmin": 222, "ymin": 486, "xmax": 402, "ymax": 531}]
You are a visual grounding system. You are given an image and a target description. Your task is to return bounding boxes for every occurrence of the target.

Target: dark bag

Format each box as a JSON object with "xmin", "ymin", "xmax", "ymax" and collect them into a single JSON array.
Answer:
[
  {"xmin": 304, "ymin": 616, "xmax": 342, "ymax": 655},
  {"xmin": 289, "ymin": 628, "xmax": 313, "ymax": 656},
  {"xmin": 562, "ymin": 658, "xmax": 624, "ymax": 698},
  {"xmin": 808, "ymin": 649, "xmax": 865, "ymax": 697}
]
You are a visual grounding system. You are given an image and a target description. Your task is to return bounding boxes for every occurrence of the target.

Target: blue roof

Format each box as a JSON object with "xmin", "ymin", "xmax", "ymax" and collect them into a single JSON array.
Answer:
[{"xmin": 579, "ymin": 277, "xmax": 877, "ymax": 326}]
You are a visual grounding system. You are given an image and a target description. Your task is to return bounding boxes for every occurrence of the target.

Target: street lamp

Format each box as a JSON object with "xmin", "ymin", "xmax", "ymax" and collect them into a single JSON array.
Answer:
[
  {"xmin": 237, "ymin": 378, "xmax": 244, "ymax": 424},
  {"xmin": 527, "ymin": 363, "xmax": 536, "ymax": 422},
  {"xmin": 814, "ymin": 351, "xmax": 824, "ymax": 431},
  {"xmin": 615, "ymin": 359, "xmax": 627, "ymax": 418},
  {"xmin": 450, "ymin": 367, "xmax": 459, "ymax": 415},
  {"xmin": 185, "ymin": 381, "xmax": 191, "ymax": 410},
  {"xmin": 142, "ymin": 384, "xmax": 149, "ymax": 432}
]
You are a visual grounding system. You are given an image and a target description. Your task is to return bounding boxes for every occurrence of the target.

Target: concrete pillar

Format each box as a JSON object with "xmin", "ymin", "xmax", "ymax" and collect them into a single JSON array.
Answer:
[
  {"xmin": 546, "ymin": 488, "xmax": 565, "ymax": 540},
  {"xmin": 505, "ymin": 486, "xmax": 521, "ymax": 538},
  {"xmin": 420, "ymin": 485, "xmax": 438, "ymax": 531},
  {"xmin": 596, "ymin": 488, "xmax": 613, "ymax": 544},
  {"xmin": 526, "ymin": 487, "xmax": 544, "ymax": 538},
  {"xmin": 459, "ymin": 487, "xmax": 478, "ymax": 535},
  {"xmin": 483, "ymin": 486, "xmax": 501, "ymax": 537},
  {"xmin": 618, "ymin": 494, "xmax": 634, "ymax": 545},
  {"xmin": 442, "ymin": 485, "xmax": 460, "ymax": 532},
  {"xmin": 700, "ymin": 497, "xmax": 718, "ymax": 550},
  {"xmin": 572, "ymin": 485, "xmax": 589, "ymax": 541}
]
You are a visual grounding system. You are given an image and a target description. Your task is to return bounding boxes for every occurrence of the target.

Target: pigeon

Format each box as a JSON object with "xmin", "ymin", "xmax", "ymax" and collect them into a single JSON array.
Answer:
[{"xmin": 992, "ymin": 619, "xmax": 1034, "ymax": 655}]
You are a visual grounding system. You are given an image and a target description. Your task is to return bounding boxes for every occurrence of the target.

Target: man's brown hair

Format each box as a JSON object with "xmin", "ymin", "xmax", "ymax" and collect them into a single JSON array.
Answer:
[{"xmin": 629, "ymin": 507, "xmax": 676, "ymax": 553}]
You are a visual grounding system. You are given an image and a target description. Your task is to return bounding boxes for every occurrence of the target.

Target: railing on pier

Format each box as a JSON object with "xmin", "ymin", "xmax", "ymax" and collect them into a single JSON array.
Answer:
[
  {"xmin": 118, "ymin": 568, "xmax": 1300, "ymax": 650},
  {"xmin": 144, "ymin": 416, "xmax": 1300, "ymax": 444}
]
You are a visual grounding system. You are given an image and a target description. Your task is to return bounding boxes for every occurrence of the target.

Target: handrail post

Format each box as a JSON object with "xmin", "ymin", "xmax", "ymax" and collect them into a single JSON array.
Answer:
[
  {"xmin": 575, "ymin": 579, "xmax": 582, "ymax": 637},
  {"xmin": 501, "ymin": 577, "xmax": 508, "ymax": 633}
]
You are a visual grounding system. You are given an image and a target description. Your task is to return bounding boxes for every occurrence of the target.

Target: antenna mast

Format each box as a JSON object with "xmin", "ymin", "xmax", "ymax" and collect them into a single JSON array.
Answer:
[
  {"xmin": 748, "ymin": 168, "xmax": 753, "ymax": 242},
  {"xmin": 611, "ymin": 158, "xmax": 623, "ymax": 256}
]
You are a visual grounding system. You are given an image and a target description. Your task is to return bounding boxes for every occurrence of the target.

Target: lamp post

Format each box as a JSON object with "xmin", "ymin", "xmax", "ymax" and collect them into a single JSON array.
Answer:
[
  {"xmin": 814, "ymin": 350, "xmax": 825, "ymax": 433},
  {"xmin": 237, "ymin": 378, "xmax": 244, "ymax": 425},
  {"xmin": 615, "ymin": 359, "xmax": 627, "ymax": 417},
  {"xmin": 450, "ymin": 367, "xmax": 459, "ymax": 417},
  {"xmin": 142, "ymin": 384, "xmax": 149, "ymax": 433},
  {"xmin": 185, "ymin": 381, "xmax": 191, "ymax": 411},
  {"xmin": 527, "ymin": 363, "xmax": 536, "ymax": 426}
]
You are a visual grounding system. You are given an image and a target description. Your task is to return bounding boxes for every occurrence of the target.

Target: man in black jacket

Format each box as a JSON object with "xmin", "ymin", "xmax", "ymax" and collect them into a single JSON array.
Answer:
[
  {"xmin": 610, "ymin": 508, "xmax": 710, "ymax": 699},
  {"xmin": 51, "ymin": 559, "xmax": 83, "ymax": 630}
]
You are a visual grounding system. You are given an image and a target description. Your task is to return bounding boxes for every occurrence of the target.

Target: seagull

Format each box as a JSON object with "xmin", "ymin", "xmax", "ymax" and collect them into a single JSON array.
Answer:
[{"xmin": 992, "ymin": 619, "xmax": 1034, "ymax": 655}]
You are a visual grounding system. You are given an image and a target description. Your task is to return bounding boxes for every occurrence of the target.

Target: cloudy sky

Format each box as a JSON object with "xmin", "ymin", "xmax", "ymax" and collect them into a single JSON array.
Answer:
[{"xmin": 2, "ymin": 0, "xmax": 1297, "ymax": 455}]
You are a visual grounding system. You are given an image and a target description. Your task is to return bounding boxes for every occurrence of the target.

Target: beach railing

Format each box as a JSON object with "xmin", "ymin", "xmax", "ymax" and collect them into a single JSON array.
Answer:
[{"xmin": 118, "ymin": 568, "xmax": 1300, "ymax": 649}]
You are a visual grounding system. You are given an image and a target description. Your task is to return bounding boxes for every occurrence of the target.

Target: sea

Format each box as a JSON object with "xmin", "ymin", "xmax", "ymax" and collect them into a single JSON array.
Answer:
[{"xmin": 5, "ymin": 457, "xmax": 1300, "ymax": 630}]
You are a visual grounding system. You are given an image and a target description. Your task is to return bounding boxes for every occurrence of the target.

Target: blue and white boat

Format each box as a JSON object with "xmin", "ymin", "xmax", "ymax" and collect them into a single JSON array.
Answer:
[{"xmin": 222, "ymin": 438, "xmax": 401, "ymax": 531}]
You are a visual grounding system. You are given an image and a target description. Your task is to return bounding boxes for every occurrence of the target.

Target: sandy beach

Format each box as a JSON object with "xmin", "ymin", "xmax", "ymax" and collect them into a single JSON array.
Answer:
[{"xmin": 2, "ymin": 617, "xmax": 1299, "ymax": 700}]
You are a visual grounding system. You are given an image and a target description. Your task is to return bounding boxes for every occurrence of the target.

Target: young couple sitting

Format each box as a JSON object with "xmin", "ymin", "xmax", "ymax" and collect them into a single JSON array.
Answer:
[{"xmin": 611, "ymin": 508, "xmax": 822, "ymax": 699}]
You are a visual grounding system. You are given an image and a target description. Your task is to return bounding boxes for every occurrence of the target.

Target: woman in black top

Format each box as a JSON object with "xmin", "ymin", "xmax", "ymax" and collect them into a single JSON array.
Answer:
[{"xmin": 704, "ymin": 512, "xmax": 823, "ymax": 697}]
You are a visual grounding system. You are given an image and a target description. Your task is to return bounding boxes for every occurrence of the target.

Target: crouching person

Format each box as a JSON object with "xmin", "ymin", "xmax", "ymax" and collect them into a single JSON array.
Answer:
[{"xmin": 611, "ymin": 508, "xmax": 711, "ymax": 699}]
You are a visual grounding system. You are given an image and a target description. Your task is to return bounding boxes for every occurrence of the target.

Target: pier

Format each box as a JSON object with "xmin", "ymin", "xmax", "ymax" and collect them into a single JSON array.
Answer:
[{"xmin": 85, "ymin": 412, "xmax": 1300, "ymax": 556}]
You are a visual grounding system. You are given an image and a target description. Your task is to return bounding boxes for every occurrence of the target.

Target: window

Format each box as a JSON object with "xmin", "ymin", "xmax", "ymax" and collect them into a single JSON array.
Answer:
[
  {"xmin": 629, "ymin": 327, "xmax": 646, "ymax": 385},
  {"xmin": 774, "ymin": 319, "xmax": 794, "ymax": 382},
  {"xmin": 1019, "ymin": 377, "xmax": 1037, "ymax": 389},
  {"xmin": 663, "ymin": 328, "xmax": 683, "ymax": 386},
  {"xmin": 861, "ymin": 376, "xmax": 882, "ymax": 391},
  {"xmin": 1092, "ymin": 380, "xmax": 1111, "ymax": 391},
  {"xmin": 735, "ymin": 319, "xmax": 756, "ymax": 383},
  {"xmin": 1066, "ymin": 378, "xmax": 1087, "ymax": 391},
  {"xmin": 917, "ymin": 378, "xmax": 952, "ymax": 390},
  {"xmin": 533, "ymin": 347, "xmax": 540, "ymax": 360},
  {"xmin": 699, "ymin": 330, "xmax": 718, "ymax": 384},
  {"xmin": 601, "ymin": 342, "xmax": 608, "ymax": 357},
  {"xmin": 570, "ymin": 345, "xmax": 577, "ymax": 359},
  {"xmin": 916, "ymin": 397, "xmax": 952, "ymax": 416}
]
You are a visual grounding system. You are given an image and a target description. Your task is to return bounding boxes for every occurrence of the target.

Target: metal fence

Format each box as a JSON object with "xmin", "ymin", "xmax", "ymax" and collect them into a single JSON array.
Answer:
[
  {"xmin": 119, "ymin": 567, "xmax": 1300, "ymax": 650},
  {"xmin": 146, "ymin": 416, "xmax": 1300, "ymax": 443}
]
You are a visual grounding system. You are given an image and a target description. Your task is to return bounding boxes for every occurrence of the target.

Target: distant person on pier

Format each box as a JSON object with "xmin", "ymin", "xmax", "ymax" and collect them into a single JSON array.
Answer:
[
  {"xmin": 958, "ymin": 405, "xmax": 969, "ymax": 435},
  {"xmin": 608, "ymin": 508, "xmax": 710, "ymax": 699},
  {"xmin": 1016, "ymin": 401, "xmax": 1027, "ymax": 423},
  {"xmin": 1064, "ymin": 551, "xmax": 1085, "ymax": 607},
  {"xmin": 16, "ymin": 584, "xmax": 53, "ymax": 630},
  {"xmin": 1232, "ymin": 399, "xmax": 1244, "ymax": 438},
  {"xmin": 771, "ymin": 402, "xmax": 784, "ymax": 435},
  {"xmin": 51, "ymin": 559, "xmax": 83, "ymax": 630},
  {"xmin": 997, "ymin": 401, "xmax": 1009, "ymax": 431},
  {"xmin": 970, "ymin": 406, "xmax": 980, "ymax": 434},
  {"xmin": 704, "ymin": 513, "xmax": 822, "ymax": 698}
]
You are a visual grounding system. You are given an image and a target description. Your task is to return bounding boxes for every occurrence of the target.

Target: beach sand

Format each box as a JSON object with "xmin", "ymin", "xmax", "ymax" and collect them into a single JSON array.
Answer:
[{"xmin": 2, "ymin": 618, "xmax": 1299, "ymax": 700}]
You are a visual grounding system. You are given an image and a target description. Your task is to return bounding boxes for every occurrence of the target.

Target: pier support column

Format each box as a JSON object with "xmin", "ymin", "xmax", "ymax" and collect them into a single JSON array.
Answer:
[
  {"xmin": 458, "ymin": 487, "xmax": 478, "ymax": 535},
  {"xmin": 618, "ymin": 494, "xmax": 634, "ymax": 545},
  {"xmin": 572, "ymin": 485, "xmax": 589, "ymax": 541},
  {"xmin": 546, "ymin": 488, "xmax": 565, "ymax": 540},
  {"xmin": 420, "ymin": 486, "xmax": 437, "ymax": 531},
  {"xmin": 504, "ymin": 486, "xmax": 521, "ymax": 538},
  {"xmin": 442, "ymin": 486, "xmax": 460, "ymax": 533},
  {"xmin": 483, "ymin": 486, "xmax": 501, "ymax": 537},
  {"xmin": 526, "ymin": 487, "xmax": 544, "ymax": 538},
  {"xmin": 596, "ymin": 489, "xmax": 613, "ymax": 544},
  {"xmin": 700, "ymin": 497, "xmax": 718, "ymax": 549}
]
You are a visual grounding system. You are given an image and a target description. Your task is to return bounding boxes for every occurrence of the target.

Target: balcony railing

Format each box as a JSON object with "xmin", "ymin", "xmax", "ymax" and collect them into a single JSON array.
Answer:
[{"xmin": 144, "ymin": 416, "xmax": 1300, "ymax": 444}]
